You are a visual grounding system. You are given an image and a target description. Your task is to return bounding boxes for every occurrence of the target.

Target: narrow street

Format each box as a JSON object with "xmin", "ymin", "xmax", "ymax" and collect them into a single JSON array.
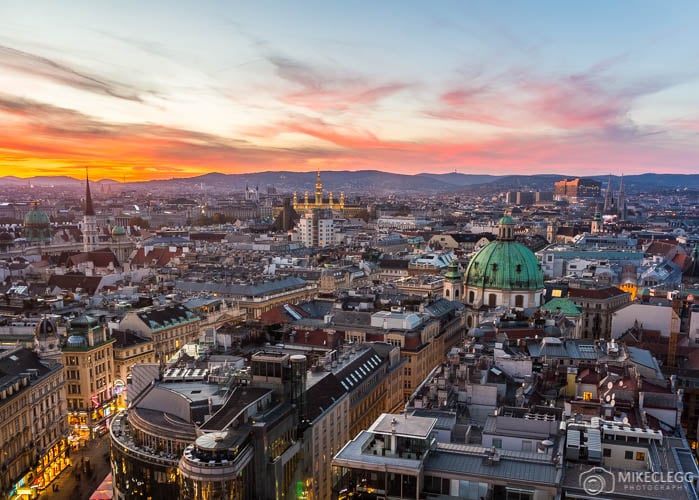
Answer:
[{"xmin": 39, "ymin": 433, "xmax": 111, "ymax": 500}]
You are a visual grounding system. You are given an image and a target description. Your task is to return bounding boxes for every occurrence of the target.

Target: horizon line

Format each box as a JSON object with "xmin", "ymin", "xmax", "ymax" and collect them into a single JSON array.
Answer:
[{"xmin": 3, "ymin": 169, "xmax": 696, "ymax": 184}]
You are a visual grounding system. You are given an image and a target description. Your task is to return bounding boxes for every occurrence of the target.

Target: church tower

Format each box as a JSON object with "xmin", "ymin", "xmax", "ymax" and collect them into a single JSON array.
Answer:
[
  {"xmin": 83, "ymin": 170, "xmax": 98, "ymax": 252},
  {"xmin": 617, "ymin": 173, "xmax": 626, "ymax": 219},
  {"xmin": 603, "ymin": 174, "xmax": 615, "ymax": 215},
  {"xmin": 314, "ymin": 168, "xmax": 323, "ymax": 205},
  {"xmin": 443, "ymin": 258, "xmax": 463, "ymax": 301}
]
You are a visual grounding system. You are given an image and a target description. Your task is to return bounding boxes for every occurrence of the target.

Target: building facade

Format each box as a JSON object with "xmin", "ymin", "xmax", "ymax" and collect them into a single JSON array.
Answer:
[
  {"xmin": 0, "ymin": 347, "xmax": 68, "ymax": 499},
  {"xmin": 118, "ymin": 305, "xmax": 201, "ymax": 362},
  {"xmin": 63, "ymin": 315, "xmax": 116, "ymax": 442}
]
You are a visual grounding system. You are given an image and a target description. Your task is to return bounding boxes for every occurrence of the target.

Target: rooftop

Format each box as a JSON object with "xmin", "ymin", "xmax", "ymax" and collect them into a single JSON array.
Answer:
[{"xmin": 368, "ymin": 413, "xmax": 436, "ymax": 440}]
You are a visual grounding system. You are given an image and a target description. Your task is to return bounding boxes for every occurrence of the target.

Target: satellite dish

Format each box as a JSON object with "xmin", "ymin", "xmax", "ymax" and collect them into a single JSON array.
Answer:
[
  {"xmin": 607, "ymin": 381, "xmax": 613, "ymax": 390},
  {"xmin": 611, "ymin": 400, "xmax": 616, "ymax": 407},
  {"xmin": 611, "ymin": 393, "xmax": 616, "ymax": 400},
  {"xmin": 605, "ymin": 395, "xmax": 611, "ymax": 402},
  {"xmin": 622, "ymin": 417, "xmax": 629, "ymax": 424},
  {"xmin": 618, "ymin": 380, "xmax": 623, "ymax": 387}
]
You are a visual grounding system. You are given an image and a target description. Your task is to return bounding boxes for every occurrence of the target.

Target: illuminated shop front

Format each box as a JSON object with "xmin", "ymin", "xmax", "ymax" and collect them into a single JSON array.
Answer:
[
  {"xmin": 90, "ymin": 397, "xmax": 117, "ymax": 438},
  {"xmin": 34, "ymin": 438, "xmax": 70, "ymax": 492},
  {"xmin": 68, "ymin": 411, "xmax": 90, "ymax": 444}
]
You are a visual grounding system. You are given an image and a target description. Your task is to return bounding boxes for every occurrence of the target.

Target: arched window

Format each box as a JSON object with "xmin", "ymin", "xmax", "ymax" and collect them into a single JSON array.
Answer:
[
  {"xmin": 469, "ymin": 291, "xmax": 475, "ymax": 303},
  {"xmin": 445, "ymin": 289, "xmax": 450, "ymax": 298},
  {"xmin": 455, "ymin": 289, "xmax": 459, "ymax": 298},
  {"xmin": 467, "ymin": 316, "xmax": 473, "ymax": 328}
]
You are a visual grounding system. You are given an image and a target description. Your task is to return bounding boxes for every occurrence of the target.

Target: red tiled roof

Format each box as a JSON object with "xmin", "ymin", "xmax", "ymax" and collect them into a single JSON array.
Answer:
[
  {"xmin": 47, "ymin": 274, "xmax": 102, "ymax": 295},
  {"xmin": 66, "ymin": 251, "xmax": 118, "ymax": 268},
  {"xmin": 645, "ymin": 241, "xmax": 678, "ymax": 257},
  {"xmin": 130, "ymin": 247, "xmax": 184, "ymax": 267}
]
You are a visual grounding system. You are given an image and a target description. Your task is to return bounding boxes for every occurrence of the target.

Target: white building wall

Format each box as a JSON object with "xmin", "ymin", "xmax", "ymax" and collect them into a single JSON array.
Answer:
[
  {"xmin": 689, "ymin": 309, "xmax": 699, "ymax": 344},
  {"xmin": 611, "ymin": 303, "xmax": 678, "ymax": 338}
]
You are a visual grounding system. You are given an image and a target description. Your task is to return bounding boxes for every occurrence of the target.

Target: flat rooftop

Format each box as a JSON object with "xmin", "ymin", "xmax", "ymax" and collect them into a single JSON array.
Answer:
[{"xmin": 368, "ymin": 413, "xmax": 436, "ymax": 440}]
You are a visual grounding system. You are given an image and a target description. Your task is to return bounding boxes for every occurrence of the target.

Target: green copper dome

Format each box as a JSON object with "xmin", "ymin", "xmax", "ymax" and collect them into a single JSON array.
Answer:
[
  {"xmin": 111, "ymin": 225, "xmax": 126, "ymax": 237},
  {"xmin": 443, "ymin": 258, "xmax": 462, "ymax": 280},
  {"xmin": 24, "ymin": 208, "xmax": 50, "ymax": 226},
  {"xmin": 498, "ymin": 215, "xmax": 515, "ymax": 226},
  {"xmin": 23, "ymin": 202, "xmax": 52, "ymax": 243},
  {"xmin": 464, "ymin": 215, "xmax": 543, "ymax": 291}
]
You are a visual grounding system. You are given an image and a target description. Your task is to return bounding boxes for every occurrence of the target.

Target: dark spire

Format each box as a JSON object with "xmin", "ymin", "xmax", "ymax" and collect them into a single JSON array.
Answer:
[
  {"xmin": 603, "ymin": 174, "xmax": 614, "ymax": 214},
  {"xmin": 85, "ymin": 168, "xmax": 95, "ymax": 216}
]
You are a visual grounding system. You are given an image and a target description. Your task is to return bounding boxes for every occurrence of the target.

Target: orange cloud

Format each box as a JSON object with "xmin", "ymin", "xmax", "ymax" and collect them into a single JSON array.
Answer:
[{"xmin": 1, "ymin": 91, "xmax": 697, "ymax": 181}]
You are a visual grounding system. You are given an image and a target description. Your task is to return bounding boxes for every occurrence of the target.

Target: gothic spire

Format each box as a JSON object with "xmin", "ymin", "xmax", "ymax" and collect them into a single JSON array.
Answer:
[{"xmin": 85, "ymin": 168, "xmax": 95, "ymax": 216}]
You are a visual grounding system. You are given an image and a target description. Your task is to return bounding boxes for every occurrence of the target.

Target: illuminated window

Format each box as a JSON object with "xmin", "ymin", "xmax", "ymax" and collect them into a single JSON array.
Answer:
[
  {"xmin": 582, "ymin": 392, "xmax": 593, "ymax": 401},
  {"xmin": 636, "ymin": 452, "xmax": 646, "ymax": 461}
]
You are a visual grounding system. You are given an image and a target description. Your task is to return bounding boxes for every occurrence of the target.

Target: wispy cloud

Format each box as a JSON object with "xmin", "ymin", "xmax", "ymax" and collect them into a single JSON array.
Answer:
[
  {"xmin": 267, "ymin": 54, "xmax": 409, "ymax": 111},
  {"xmin": 425, "ymin": 56, "xmax": 691, "ymax": 135},
  {"xmin": 0, "ymin": 45, "xmax": 154, "ymax": 102}
]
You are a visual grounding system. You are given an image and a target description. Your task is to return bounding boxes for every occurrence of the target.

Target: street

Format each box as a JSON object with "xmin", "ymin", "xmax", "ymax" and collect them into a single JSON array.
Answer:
[{"xmin": 39, "ymin": 432, "xmax": 111, "ymax": 500}]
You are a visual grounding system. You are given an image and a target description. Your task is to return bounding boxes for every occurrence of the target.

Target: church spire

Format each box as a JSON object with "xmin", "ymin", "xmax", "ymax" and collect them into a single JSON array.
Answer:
[
  {"xmin": 617, "ymin": 173, "xmax": 625, "ymax": 219},
  {"xmin": 603, "ymin": 174, "xmax": 614, "ymax": 214},
  {"xmin": 83, "ymin": 167, "xmax": 98, "ymax": 252},
  {"xmin": 85, "ymin": 167, "xmax": 95, "ymax": 216}
]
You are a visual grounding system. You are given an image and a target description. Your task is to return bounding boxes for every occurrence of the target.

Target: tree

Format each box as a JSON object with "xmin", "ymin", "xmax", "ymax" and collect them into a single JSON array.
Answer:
[{"xmin": 129, "ymin": 216, "xmax": 150, "ymax": 229}]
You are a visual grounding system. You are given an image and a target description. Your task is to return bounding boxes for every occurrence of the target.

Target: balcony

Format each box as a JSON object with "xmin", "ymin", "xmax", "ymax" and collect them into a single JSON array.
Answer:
[
  {"xmin": 109, "ymin": 413, "xmax": 180, "ymax": 467},
  {"xmin": 179, "ymin": 435, "xmax": 253, "ymax": 479}
]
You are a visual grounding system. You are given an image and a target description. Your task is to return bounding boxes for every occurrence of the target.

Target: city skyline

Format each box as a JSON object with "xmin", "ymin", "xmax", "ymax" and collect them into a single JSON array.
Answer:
[{"xmin": 2, "ymin": 1, "xmax": 699, "ymax": 181}]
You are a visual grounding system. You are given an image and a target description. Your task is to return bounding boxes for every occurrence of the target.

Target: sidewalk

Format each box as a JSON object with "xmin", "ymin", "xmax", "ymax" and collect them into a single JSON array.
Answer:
[{"xmin": 39, "ymin": 433, "xmax": 111, "ymax": 500}]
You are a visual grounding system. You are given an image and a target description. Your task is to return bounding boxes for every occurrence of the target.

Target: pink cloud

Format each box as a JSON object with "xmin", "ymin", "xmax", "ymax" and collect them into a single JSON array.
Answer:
[{"xmin": 268, "ymin": 54, "xmax": 408, "ymax": 111}]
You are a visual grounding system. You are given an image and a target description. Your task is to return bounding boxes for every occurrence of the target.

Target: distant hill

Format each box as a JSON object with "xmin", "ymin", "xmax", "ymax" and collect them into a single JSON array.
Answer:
[
  {"xmin": 0, "ymin": 175, "xmax": 119, "ymax": 188},
  {"xmin": 3, "ymin": 171, "xmax": 698, "ymax": 193},
  {"xmin": 416, "ymin": 173, "xmax": 501, "ymax": 186}
]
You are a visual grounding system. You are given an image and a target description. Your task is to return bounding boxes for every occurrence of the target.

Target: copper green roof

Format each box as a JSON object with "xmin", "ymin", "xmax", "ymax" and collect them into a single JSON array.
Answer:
[
  {"xmin": 443, "ymin": 259, "xmax": 462, "ymax": 280},
  {"xmin": 541, "ymin": 298, "xmax": 581, "ymax": 316},
  {"xmin": 464, "ymin": 239, "xmax": 543, "ymax": 291},
  {"xmin": 24, "ymin": 208, "xmax": 50, "ymax": 226},
  {"xmin": 498, "ymin": 215, "xmax": 515, "ymax": 225},
  {"xmin": 23, "ymin": 205, "xmax": 52, "ymax": 242},
  {"xmin": 111, "ymin": 225, "xmax": 126, "ymax": 236},
  {"xmin": 70, "ymin": 314, "xmax": 99, "ymax": 330}
]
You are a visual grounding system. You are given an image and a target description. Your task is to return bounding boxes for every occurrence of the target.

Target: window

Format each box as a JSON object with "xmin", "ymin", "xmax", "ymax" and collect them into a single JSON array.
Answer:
[
  {"xmin": 492, "ymin": 438, "xmax": 502, "ymax": 449},
  {"xmin": 506, "ymin": 488, "xmax": 533, "ymax": 500},
  {"xmin": 488, "ymin": 294, "xmax": 497, "ymax": 307},
  {"xmin": 603, "ymin": 448, "xmax": 611, "ymax": 457},
  {"xmin": 636, "ymin": 452, "xmax": 646, "ymax": 461},
  {"xmin": 515, "ymin": 295, "xmax": 524, "ymax": 307},
  {"xmin": 468, "ymin": 291, "xmax": 475, "ymax": 303},
  {"xmin": 624, "ymin": 451, "xmax": 633, "ymax": 460},
  {"xmin": 582, "ymin": 391, "xmax": 593, "ymax": 401}
]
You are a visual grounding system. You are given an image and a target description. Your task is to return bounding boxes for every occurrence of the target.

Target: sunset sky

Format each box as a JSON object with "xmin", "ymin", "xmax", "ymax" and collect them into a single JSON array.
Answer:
[{"xmin": 1, "ymin": 1, "xmax": 699, "ymax": 181}]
